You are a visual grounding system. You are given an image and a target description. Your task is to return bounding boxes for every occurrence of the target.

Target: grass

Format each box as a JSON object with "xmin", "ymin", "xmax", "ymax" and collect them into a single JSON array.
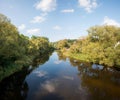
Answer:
[{"xmin": 62, "ymin": 51, "xmax": 90, "ymax": 62}]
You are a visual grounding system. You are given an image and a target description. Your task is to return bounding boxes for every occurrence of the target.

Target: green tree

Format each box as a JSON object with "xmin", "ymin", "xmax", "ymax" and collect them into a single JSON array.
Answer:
[
  {"xmin": 67, "ymin": 25, "xmax": 120, "ymax": 67},
  {"xmin": 0, "ymin": 14, "xmax": 27, "ymax": 66},
  {"xmin": 56, "ymin": 39, "xmax": 70, "ymax": 50}
]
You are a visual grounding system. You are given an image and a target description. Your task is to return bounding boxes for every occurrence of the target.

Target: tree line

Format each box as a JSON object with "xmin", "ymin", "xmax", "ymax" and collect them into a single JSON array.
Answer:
[
  {"xmin": 55, "ymin": 26, "xmax": 120, "ymax": 68},
  {"xmin": 0, "ymin": 14, "xmax": 54, "ymax": 81},
  {"xmin": 0, "ymin": 13, "xmax": 120, "ymax": 81}
]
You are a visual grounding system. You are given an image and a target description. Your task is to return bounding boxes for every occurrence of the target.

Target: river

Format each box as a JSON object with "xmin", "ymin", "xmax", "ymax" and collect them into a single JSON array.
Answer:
[{"xmin": 0, "ymin": 52, "xmax": 120, "ymax": 100}]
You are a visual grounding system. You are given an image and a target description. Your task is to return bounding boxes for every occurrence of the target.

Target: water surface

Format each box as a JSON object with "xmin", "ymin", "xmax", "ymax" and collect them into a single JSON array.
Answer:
[{"xmin": 0, "ymin": 52, "xmax": 120, "ymax": 100}]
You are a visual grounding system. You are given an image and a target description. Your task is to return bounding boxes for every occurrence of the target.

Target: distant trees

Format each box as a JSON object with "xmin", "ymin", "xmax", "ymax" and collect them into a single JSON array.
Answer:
[
  {"xmin": 57, "ymin": 26, "xmax": 120, "ymax": 67},
  {"xmin": 56, "ymin": 39, "xmax": 69, "ymax": 50},
  {"xmin": 55, "ymin": 39, "xmax": 75, "ymax": 50},
  {"xmin": 28, "ymin": 36, "xmax": 54, "ymax": 55}
]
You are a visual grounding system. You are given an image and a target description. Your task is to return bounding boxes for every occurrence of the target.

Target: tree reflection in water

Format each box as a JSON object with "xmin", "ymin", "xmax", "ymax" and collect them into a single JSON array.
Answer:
[
  {"xmin": 0, "ymin": 52, "xmax": 52, "ymax": 100},
  {"xmin": 68, "ymin": 57, "xmax": 120, "ymax": 100},
  {"xmin": 57, "ymin": 52, "xmax": 120, "ymax": 100},
  {"xmin": 0, "ymin": 68, "xmax": 29, "ymax": 100},
  {"xmin": 0, "ymin": 52, "xmax": 120, "ymax": 100},
  {"xmin": 32, "ymin": 52, "xmax": 52, "ymax": 67}
]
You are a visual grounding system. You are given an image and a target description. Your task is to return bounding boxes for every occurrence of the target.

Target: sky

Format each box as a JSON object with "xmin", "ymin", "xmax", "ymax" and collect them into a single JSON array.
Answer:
[{"xmin": 0, "ymin": 0, "xmax": 120, "ymax": 42}]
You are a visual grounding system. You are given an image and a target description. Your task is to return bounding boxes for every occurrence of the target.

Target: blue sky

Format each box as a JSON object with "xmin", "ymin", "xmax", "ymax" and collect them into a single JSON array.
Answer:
[{"xmin": 0, "ymin": 0, "xmax": 120, "ymax": 42}]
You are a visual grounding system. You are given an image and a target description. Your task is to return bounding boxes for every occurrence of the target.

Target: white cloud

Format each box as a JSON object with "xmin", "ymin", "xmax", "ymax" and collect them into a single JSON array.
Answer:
[
  {"xmin": 103, "ymin": 16, "xmax": 120, "ymax": 27},
  {"xmin": 18, "ymin": 24, "xmax": 26, "ymax": 31},
  {"xmin": 61, "ymin": 9, "xmax": 74, "ymax": 13},
  {"xmin": 53, "ymin": 25, "xmax": 62, "ymax": 30},
  {"xmin": 35, "ymin": 0, "xmax": 56, "ymax": 12},
  {"xmin": 26, "ymin": 28, "xmax": 40, "ymax": 35},
  {"xmin": 30, "ymin": 16, "xmax": 46, "ymax": 23},
  {"xmin": 78, "ymin": 0, "xmax": 98, "ymax": 13}
]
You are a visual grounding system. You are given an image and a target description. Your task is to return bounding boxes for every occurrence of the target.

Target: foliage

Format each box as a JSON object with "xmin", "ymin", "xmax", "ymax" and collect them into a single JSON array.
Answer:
[
  {"xmin": 55, "ymin": 39, "xmax": 75, "ymax": 50},
  {"xmin": 0, "ymin": 13, "xmax": 54, "ymax": 81},
  {"xmin": 28, "ymin": 36, "xmax": 54, "ymax": 55},
  {"xmin": 60, "ymin": 26, "xmax": 120, "ymax": 67},
  {"xmin": 0, "ymin": 14, "xmax": 28, "ymax": 66}
]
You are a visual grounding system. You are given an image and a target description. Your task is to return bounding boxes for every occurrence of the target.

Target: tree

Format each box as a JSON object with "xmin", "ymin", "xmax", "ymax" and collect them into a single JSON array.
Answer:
[
  {"xmin": 28, "ymin": 36, "xmax": 52, "ymax": 55},
  {"xmin": 56, "ymin": 39, "xmax": 70, "ymax": 50},
  {"xmin": 67, "ymin": 25, "xmax": 120, "ymax": 67},
  {"xmin": 87, "ymin": 25, "xmax": 120, "ymax": 66},
  {"xmin": 0, "ymin": 14, "xmax": 30, "ymax": 66}
]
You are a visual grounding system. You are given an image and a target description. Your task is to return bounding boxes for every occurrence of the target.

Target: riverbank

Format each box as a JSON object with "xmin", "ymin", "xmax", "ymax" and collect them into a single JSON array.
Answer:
[
  {"xmin": 54, "ymin": 26, "xmax": 120, "ymax": 68},
  {"xmin": 0, "ymin": 55, "xmax": 33, "ymax": 81},
  {"xmin": 0, "ymin": 50, "xmax": 54, "ymax": 82},
  {"xmin": 59, "ymin": 49, "xmax": 120, "ymax": 69},
  {"xmin": 0, "ymin": 64, "xmax": 26, "ymax": 82},
  {"xmin": 62, "ymin": 51, "xmax": 89, "ymax": 62}
]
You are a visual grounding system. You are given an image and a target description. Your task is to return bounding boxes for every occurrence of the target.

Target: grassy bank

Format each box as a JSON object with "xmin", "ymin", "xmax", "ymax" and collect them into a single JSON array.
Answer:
[
  {"xmin": 0, "ymin": 64, "xmax": 25, "ymax": 81},
  {"xmin": 61, "ymin": 50, "xmax": 120, "ymax": 69},
  {"xmin": 63, "ymin": 52, "xmax": 90, "ymax": 62}
]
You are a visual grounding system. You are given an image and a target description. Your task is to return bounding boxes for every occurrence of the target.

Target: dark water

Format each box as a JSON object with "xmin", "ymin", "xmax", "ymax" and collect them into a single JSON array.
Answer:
[{"xmin": 0, "ymin": 52, "xmax": 120, "ymax": 100}]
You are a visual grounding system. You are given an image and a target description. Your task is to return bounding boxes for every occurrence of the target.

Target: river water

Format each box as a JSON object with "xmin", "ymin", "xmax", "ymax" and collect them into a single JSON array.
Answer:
[{"xmin": 0, "ymin": 52, "xmax": 120, "ymax": 100}]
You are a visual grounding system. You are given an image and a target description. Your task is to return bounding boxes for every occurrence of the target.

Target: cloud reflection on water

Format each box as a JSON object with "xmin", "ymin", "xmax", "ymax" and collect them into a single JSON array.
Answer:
[
  {"xmin": 33, "ymin": 70, "xmax": 47, "ymax": 77},
  {"xmin": 54, "ymin": 60, "xmax": 62, "ymax": 64},
  {"xmin": 63, "ymin": 76, "xmax": 74, "ymax": 80},
  {"xmin": 41, "ymin": 81, "xmax": 55, "ymax": 93}
]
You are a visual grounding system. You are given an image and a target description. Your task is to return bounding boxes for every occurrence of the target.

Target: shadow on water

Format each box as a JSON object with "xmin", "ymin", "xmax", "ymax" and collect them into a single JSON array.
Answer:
[
  {"xmin": 32, "ymin": 52, "xmax": 53, "ymax": 67},
  {"xmin": 0, "ymin": 68, "xmax": 29, "ymax": 100},
  {"xmin": 35, "ymin": 93, "xmax": 63, "ymax": 100},
  {"xmin": 0, "ymin": 52, "xmax": 52, "ymax": 100}
]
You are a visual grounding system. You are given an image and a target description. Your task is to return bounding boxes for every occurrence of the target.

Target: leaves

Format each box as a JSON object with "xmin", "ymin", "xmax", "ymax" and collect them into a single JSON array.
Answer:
[{"xmin": 64, "ymin": 25, "xmax": 120, "ymax": 67}]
